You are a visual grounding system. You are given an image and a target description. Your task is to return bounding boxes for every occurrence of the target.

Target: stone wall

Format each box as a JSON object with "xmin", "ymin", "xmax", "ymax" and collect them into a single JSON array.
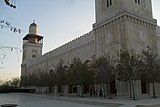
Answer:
[
  {"xmin": 124, "ymin": 14, "xmax": 157, "ymax": 52},
  {"xmin": 94, "ymin": 12, "xmax": 157, "ymax": 58},
  {"xmin": 150, "ymin": 82, "xmax": 160, "ymax": 96},
  {"xmin": 26, "ymin": 31, "xmax": 95, "ymax": 74},
  {"xmin": 156, "ymin": 26, "xmax": 160, "ymax": 55}
]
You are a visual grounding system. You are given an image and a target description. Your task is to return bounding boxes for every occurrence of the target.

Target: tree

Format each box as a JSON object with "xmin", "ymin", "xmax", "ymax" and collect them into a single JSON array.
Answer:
[
  {"xmin": 55, "ymin": 59, "xmax": 68, "ymax": 96},
  {"xmin": 93, "ymin": 53, "xmax": 115, "ymax": 98},
  {"xmin": 21, "ymin": 72, "xmax": 38, "ymax": 87},
  {"xmin": 0, "ymin": 77, "xmax": 20, "ymax": 91},
  {"xmin": 20, "ymin": 75, "xmax": 29, "ymax": 87},
  {"xmin": 38, "ymin": 71, "xmax": 48, "ymax": 87},
  {"xmin": 67, "ymin": 63, "xmax": 77, "ymax": 86},
  {"xmin": 67, "ymin": 61, "xmax": 80, "ymax": 96},
  {"xmin": 28, "ymin": 72, "xmax": 38, "ymax": 87},
  {"xmin": 10, "ymin": 77, "xmax": 20, "ymax": 87},
  {"xmin": 116, "ymin": 49, "xmax": 141, "ymax": 100},
  {"xmin": 85, "ymin": 59, "xmax": 96, "ymax": 96},
  {"xmin": 78, "ymin": 59, "xmax": 91, "ymax": 97},
  {"xmin": 67, "ymin": 58, "xmax": 90, "ymax": 97},
  {"xmin": 141, "ymin": 47, "xmax": 160, "ymax": 98},
  {"xmin": 47, "ymin": 69, "xmax": 57, "ymax": 93}
]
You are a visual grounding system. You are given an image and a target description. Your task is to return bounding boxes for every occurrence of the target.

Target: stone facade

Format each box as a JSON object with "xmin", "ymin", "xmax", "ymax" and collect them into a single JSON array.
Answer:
[
  {"xmin": 156, "ymin": 26, "xmax": 160, "ymax": 55},
  {"xmin": 21, "ymin": 0, "xmax": 160, "ymax": 96},
  {"xmin": 94, "ymin": 0, "xmax": 157, "ymax": 57},
  {"xmin": 25, "ymin": 31, "xmax": 95, "ymax": 75}
]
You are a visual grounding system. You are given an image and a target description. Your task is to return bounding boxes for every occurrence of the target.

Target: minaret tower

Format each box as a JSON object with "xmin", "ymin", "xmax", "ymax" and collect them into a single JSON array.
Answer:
[
  {"xmin": 94, "ymin": 0, "xmax": 157, "ymax": 56},
  {"xmin": 21, "ymin": 21, "xmax": 43, "ymax": 76},
  {"xmin": 93, "ymin": 0, "xmax": 157, "ymax": 96}
]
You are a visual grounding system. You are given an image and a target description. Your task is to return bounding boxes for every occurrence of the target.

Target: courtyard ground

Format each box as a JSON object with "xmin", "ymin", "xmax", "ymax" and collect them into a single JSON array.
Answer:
[{"xmin": 0, "ymin": 93, "xmax": 160, "ymax": 107}]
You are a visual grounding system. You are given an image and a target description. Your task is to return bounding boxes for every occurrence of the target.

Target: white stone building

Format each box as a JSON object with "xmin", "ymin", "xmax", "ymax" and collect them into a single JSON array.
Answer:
[{"xmin": 21, "ymin": 0, "xmax": 160, "ymax": 96}]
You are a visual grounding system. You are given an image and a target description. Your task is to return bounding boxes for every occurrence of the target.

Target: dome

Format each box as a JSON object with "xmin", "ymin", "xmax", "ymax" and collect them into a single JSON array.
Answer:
[
  {"xmin": 30, "ymin": 22, "xmax": 37, "ymax": 27},
  {"xmin": 29, "ymin": 20, "xmax": 38, "ymax": 34}
]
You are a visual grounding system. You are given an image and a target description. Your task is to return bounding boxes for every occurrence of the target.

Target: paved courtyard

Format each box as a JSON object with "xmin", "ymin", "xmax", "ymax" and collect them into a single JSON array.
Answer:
[
  {"xmin": 0, "ymin": 94, "xmax": 107, "ymax": 107},
  {"xmin": 0, "ymin": 93, "xmax": 160, "ymax": 107}
]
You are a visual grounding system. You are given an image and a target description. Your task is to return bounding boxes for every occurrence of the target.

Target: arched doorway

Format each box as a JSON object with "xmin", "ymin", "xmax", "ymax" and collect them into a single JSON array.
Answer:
[
  {"xmin": 110, "ymin": 79, "xmax": 116, "ymax": 94},
  {"xmin": 141, "ymin": 80, "xmax": 147, "ymax": 94},
  {"xmin": 141, "ymin": 76, "xmax": 150, "ymax": 94}
]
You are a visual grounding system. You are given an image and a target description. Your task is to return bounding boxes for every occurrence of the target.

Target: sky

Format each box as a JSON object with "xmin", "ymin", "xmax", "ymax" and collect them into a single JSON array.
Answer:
[{"xmin": 0, "ymin": 0, "xmax": 160, "ymax": 81}]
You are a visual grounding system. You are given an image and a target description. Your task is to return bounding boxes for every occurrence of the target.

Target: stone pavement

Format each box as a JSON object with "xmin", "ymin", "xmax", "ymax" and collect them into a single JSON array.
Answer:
[{"xmin": 15, "ymin": 93, "xmax": 160, "ymax": 107}]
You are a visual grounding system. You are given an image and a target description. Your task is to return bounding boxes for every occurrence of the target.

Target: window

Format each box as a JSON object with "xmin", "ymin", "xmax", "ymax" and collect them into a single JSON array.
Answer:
[
  {"xmin": 107, "ymin": 0, "xmax": 109, "ymax": 7},
  {"xmin": 138, "ymin": 0, "xmax": 140, "ymax": 5},
  {"xmin": 32, "ymin": 49, "xmax": 37, "ymax": 58},
  {"xmin": 107, "ymin": 0, "xmax": 112, "ymax": 7},
  {"xmin": 110, "ymin": 0, "xmax": 112, "ymax": 6},
  {"xmin": 32, "ymin": 54, "xmax": 36, "ymax": 58},
  {"xmin": 135, "ymin": 0, "xmax": 141, "ymax": 5},
  {"xmin": 101, "ymin": 0, "xmax": 112, "ymax": 12},
  {"xmin": 135, "ymin": 0, "xmax": 137, "ymax": 3}
]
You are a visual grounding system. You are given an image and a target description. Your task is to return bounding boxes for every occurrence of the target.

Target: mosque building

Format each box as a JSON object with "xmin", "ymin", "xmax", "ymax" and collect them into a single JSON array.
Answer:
[{"xmin": 21, "ymin": 0, "xmax": 160, "ymax": 96}]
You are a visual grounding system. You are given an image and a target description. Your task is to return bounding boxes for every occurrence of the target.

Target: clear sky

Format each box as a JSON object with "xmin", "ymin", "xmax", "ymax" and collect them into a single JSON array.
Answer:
[{"xmin": 0, "ymin": 0, "xmax": 160, "ymax": 80}]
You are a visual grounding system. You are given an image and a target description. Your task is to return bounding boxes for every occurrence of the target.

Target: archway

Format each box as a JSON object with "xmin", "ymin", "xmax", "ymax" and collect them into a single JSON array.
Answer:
[{"xmin": 110, "ymin": 79, "xmax": 116, "ymax": 94}]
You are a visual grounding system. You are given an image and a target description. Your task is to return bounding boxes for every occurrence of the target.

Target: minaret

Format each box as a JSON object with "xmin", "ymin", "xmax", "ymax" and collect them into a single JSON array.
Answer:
[
  {"xmin": 94, "ymin": 0, "xmax": 157, "ymax": 57},
  {"xmin": 21, "ymin": 21, "xmax": 43, "ymax": 76},
  {"xmin": 95, "ymin": 0, "xmax": 154, "ymax": 24},
  {"xmin": 29, "ymin": 20, "xmax": 38, "ymax": 34}
]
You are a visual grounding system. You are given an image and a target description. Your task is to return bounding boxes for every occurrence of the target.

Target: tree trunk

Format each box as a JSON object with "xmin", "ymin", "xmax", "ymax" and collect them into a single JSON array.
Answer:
[
  {"xmin": 77, "ymin": 85, "xmax": 79, "ymax": 96},
  {"xmin": 152, "ymin": 81, "xmax": 156, "ymax": 99},
  {"xmin": 131, "ymin": 80, "xmax": 136, "ymax": 100},
  {"xmin": 108, "ymin": 82, "xmax": 111, "ymax": 99},
  {"xmin": 129, "ymin": 80, "xmax": 132, "ymax": 98},
  {"xmin": 81, "ymin": 85, "xmax": 84, "ymax": 97},
  {"xmin": 92, "ymin": 84, "xmax": 95, "ymax": 97},
  {"xmin": 102, "ymin": 83, "xmax": 106, "ymax": 98},
  {"xmin": 60, "ymin": 85, "xmax": 63, "ymax": 96}
]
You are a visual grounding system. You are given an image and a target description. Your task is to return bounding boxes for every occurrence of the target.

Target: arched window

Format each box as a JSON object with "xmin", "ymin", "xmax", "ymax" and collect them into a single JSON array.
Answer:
[
  {"xmin": 138, "ymin": 0, "xmax": 140, "ymax": 5},
  {"xmin": 101, "ymin": 0, "xmax": 113, "ymax": 12},
  {"xmin": 135, "ymin": 0, "xmax": 141, "ymax": 5},
  {"xmin": 107, "ymin": 0, "xmax": 112, "ymax": 7},
  {"xmin": 32, "ymin": 54, "xmax": 36, "ymax": 58},
  {"xmin": 107, "ymin": 0, "xmax": 109, "ymax": 7},
  {"xmin": 135, "ymin": 0, "xmax": 137, "ymax": 3},
  {"xmin": 110, "ymin": 0, "xmax": 112, "ymax": 5}
]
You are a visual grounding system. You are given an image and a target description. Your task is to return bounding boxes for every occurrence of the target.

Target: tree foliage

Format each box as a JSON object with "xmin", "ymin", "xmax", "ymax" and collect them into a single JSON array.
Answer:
[
  {"xmin": 54, "ymin": 60, "xmax": 68, "ymax": 95},
  {"xmin": 67, "ymin": 58, "xmax": 90, "ymax": 96},
  {"xmin": 20, "ymin": 47, "xmax": 160, "ymax": 99},
  {"xmin": 141, "ymin": 47, "xmax": 160, "ymax": 98},
  {"xmin": 93, "ymin": 53, "xmax": 115, "ymax": 98},
  {"xmin": 0, "ymin": 77, "xmax": 20, "ymax": 89},
  {"xmin": 116, "ymin": 49, "xmax": 142, "ymax": 100}
]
